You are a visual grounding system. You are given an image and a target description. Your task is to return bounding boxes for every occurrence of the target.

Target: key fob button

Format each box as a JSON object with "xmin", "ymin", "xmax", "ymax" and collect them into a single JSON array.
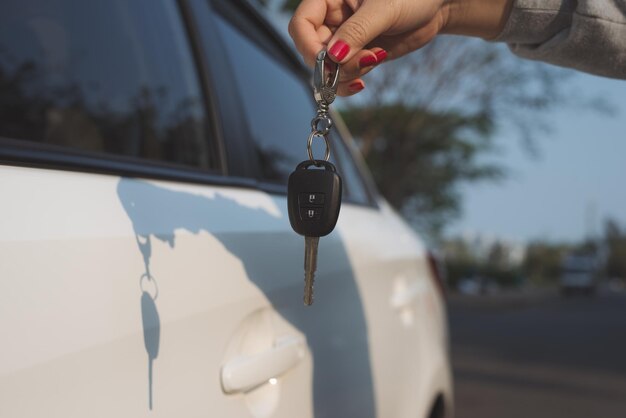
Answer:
[
  {"xmin": 299, "ymin": 193, "xmax": 325, "ymax": 205},
  {"xmin": 300, "ymin": 207, "xmax": 322, "ymax": 220}
]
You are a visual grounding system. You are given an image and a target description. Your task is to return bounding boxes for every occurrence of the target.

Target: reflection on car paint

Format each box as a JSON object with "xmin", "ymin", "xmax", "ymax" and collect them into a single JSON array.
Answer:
[{"xmin": 117, "ymin": 178, "xmax": 377, "ymax": 417}]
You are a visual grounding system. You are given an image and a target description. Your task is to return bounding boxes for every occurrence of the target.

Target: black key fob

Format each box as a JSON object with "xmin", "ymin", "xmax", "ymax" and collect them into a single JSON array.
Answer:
[{"xmin": 288, "ymin": 160, "xmax": 342, "ymax": 237}]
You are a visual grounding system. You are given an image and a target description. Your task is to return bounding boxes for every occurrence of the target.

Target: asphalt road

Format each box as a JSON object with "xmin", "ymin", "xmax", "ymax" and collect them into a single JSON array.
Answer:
[{"xmin": 448, "ymin": 289, "xmax": 626, "ymax": 418}]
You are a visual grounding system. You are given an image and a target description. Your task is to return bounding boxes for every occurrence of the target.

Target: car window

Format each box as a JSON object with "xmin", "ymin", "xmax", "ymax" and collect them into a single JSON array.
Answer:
[
  {"xmin": 0, "ymin": 0, "xmax": 213, "ymax": 170},
  {"xmin": 212, "ymin": 10, "xmax": 371, "ymax": 204}
]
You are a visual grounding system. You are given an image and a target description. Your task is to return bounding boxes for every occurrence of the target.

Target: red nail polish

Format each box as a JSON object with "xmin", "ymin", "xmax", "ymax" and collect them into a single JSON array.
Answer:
[
  {"xmin": 375, "ymin": 50, "xmax": 388, "ymax": 62},
  {"xmin": 328, "ymin": 41, "xmax": 350, "ymax": 61},
  {"xmin": 349, "ymin": 81, "xmax": 365, "ymax": 92},
  {"xmin": 359, "ymin": 55, "xmax": 378, "ymax": 68}
]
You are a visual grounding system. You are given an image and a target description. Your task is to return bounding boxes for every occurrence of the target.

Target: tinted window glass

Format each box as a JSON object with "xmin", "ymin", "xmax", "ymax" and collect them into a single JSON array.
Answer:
[
  {"xmin": 0, "ymin": 0, "xmax": 212, "ymax": 169},
  {"xmin": 213, "ymin": 14, "xmax": 370, "ymax": 204}
]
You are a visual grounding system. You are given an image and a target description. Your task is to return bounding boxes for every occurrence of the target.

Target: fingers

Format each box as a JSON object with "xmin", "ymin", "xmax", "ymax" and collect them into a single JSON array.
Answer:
[
  {"xmin": 288, "ymin": 0, "xmax": 328, "ymax": 67},
  {"xmin": 334, "ymin": 47, "xmax": 388, "ymax": 96},
  {"xmin": 368, "ymin": 16, "xmax": 443, "ymax": 60},
  {"xmin": 338, "ymin": 48, "xmax": 388, "ymax": 82},
  {"xmin": 326, "ymin": 1, "xmax": 392, "ymax": 64},
  {"xmin": 288, "ymin": 0, "xmax": 393, "ymax": 98},
  {"xmin": 335, "ymin": 48, "xmax": 387, "ymax": 97},
  {"xmin": 337, "ymin": 79, "xmax": 366, "ymax": 97}
]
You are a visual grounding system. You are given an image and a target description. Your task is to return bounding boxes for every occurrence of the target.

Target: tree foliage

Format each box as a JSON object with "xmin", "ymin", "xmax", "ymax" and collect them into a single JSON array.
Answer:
[
  {"xmin": 523, "ymin": 242, "xmax": 571, "ymax": 284},
  {"xmin": 604, "ymin": 218, "xmax": 626, "ymax": 279},
  {"xmin": 443, "ymin": 237, "xmax": 524, "ymax": 289},
  {"xmin": 341, "ymin": 104, "xmax": 501, "ymax": 236}
]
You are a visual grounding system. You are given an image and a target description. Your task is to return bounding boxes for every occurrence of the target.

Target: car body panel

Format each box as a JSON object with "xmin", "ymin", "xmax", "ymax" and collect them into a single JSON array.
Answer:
[{"xmin": 0, "ymin": 162, "xmax": 450, "ymax": 417}]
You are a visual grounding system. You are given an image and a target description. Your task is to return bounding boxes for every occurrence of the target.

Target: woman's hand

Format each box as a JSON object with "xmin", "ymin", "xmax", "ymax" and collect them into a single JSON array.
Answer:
[{"xmin": 288, "ymin": 0, "xmax": 513, "ymax": 96}]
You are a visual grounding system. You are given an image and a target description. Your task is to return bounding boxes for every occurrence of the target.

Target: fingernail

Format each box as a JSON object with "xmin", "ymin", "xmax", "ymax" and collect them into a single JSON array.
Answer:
[
  {"xmin": 349, "ymin": 81, "xmax": 365, "ymax": 92},
  {"xmin": 375, "ymin": 49, "xmax": 388, "ymax": 62},
  {"xmin": 328, "ymin": 40, "xmax": 350, "ymax": 61},
  {"xmin": 359, "ymin": 55, "xmax": 378, "ymax": 68}
]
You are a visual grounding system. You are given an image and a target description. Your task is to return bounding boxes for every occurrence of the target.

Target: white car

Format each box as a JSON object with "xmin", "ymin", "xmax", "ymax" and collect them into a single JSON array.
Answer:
[
  {"xmin": 0, "ymin": 1, "xmax": 452, "ymax": 417},
  {"xmin": 560, "ymin": 253, "xmax": 598, "ymax": 296}
]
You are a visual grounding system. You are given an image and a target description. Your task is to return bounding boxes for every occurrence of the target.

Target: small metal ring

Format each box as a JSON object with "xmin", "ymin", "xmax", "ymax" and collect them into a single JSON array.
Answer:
[
  {"xmin": 140, "ymin": 273, "xmax": 159, "ymax": 300},
  {"xmin": 307, "ymin": 131, "xmax": 331, "ymax": 162},
  {"xmin": 311, "ymin": 115, "xmax": 333, "ymax": 136}
]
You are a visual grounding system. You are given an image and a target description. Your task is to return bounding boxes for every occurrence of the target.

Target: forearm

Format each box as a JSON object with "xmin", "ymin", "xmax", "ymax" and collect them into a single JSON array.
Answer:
[
  {"xmin": 441, "ymin": 0, "xmax": 514, "ymax": 39},
  {"xmin": 441, "ymin": 0, "xmax": 626, "ymax": 79}
]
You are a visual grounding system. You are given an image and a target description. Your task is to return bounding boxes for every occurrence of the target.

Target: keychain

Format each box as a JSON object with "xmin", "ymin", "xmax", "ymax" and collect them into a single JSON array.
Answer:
[{"xmin": 287, "ymin": 50, "xmax": 343, "ymax": 306}]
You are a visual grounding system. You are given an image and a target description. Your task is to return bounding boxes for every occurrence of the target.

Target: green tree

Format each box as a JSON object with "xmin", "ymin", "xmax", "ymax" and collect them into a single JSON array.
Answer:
[
  {"xmin": 604, "ymin": 218, "xmax": 626, "ymax": 279},
  {"xmin": 523, "ymin": 242, "xmax": 570, "ymax": 285},
  {"xmin": 341, "ymin": 104, "xmax": 500, "ymax": 237}
]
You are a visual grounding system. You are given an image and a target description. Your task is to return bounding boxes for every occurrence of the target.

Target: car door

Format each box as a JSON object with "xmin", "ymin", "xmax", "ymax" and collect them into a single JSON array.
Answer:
[
  {"xmin": 197, "ymin": 2, "xmax": 380, "ymax": 417},
  {"xmin": 201, "ymin": 2, "xmax": 451, "ymax": 418},
  {"xmin": 0, "ymin": 1, "xmax": 312, "ymax": 417}
]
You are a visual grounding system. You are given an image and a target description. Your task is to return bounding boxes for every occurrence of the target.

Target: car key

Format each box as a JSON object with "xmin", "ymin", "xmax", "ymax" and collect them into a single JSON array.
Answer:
[
  {"xmin": 288, "ymin": 160, "xmax": 342, "ymax": 305},
  {"xmin": 287, "ymin": 49, "xmax": 342, "ymax": 306}
]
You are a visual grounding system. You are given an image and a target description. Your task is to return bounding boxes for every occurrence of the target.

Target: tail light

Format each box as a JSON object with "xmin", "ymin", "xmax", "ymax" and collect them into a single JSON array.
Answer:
[{"xmin": 427, "ymin": 250, "xmax": 448, "ymax": 300}]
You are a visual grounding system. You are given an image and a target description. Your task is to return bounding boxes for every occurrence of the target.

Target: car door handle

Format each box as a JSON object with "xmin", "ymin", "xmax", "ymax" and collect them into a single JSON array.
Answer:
[{"xmin": 221, "ymin": 335, "xmax": 307, "ymax": 394}]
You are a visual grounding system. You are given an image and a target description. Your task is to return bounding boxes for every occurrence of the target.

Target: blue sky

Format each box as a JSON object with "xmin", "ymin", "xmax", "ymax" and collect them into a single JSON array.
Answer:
[{"xmin": 450, "ymin": 72, "xmax": 626, "ymax": 243}]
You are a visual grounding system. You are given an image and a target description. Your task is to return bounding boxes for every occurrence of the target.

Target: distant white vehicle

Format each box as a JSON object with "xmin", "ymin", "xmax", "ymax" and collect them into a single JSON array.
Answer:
[
  {"xmin": 457, "ymin": 276, "xmax": 499, "ymax": 296},
  {"xmin": 457, "ymin": 278, "xmax": 482, "ymax": 296},
  {"xmin": 560, "ymin": 254, "xmax": 597, "ymax": 296}
]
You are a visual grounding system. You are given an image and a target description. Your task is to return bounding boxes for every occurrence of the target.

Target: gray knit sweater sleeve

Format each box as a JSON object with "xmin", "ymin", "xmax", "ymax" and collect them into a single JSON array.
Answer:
[{"xmin": 494, "ymin": 0, "xmax": 626, "ymax": 79}]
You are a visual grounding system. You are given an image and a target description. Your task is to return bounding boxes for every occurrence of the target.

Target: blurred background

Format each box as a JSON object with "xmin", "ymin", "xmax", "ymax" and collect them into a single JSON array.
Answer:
[{"xmin": 257, "ymin": 1, "xmax": 626, "ymax": 416}]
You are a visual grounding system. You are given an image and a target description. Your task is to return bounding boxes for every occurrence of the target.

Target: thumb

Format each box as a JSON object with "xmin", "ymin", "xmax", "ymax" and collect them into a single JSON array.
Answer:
[{"xmin": 327, "ymin": 2, "xmax": 391, "ymax": 64}]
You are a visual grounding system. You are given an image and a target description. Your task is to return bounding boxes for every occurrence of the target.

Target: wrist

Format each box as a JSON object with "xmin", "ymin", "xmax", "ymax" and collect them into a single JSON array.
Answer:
[{"xmin": 440, "ymin": 0, "xmax": 514, "ymax": 39}]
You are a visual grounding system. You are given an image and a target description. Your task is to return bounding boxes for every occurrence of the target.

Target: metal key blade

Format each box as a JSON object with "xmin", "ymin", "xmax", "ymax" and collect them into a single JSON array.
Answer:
[{"xmin": 303, "ymin": 235, "xmax": 320, "ymax": 306}]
